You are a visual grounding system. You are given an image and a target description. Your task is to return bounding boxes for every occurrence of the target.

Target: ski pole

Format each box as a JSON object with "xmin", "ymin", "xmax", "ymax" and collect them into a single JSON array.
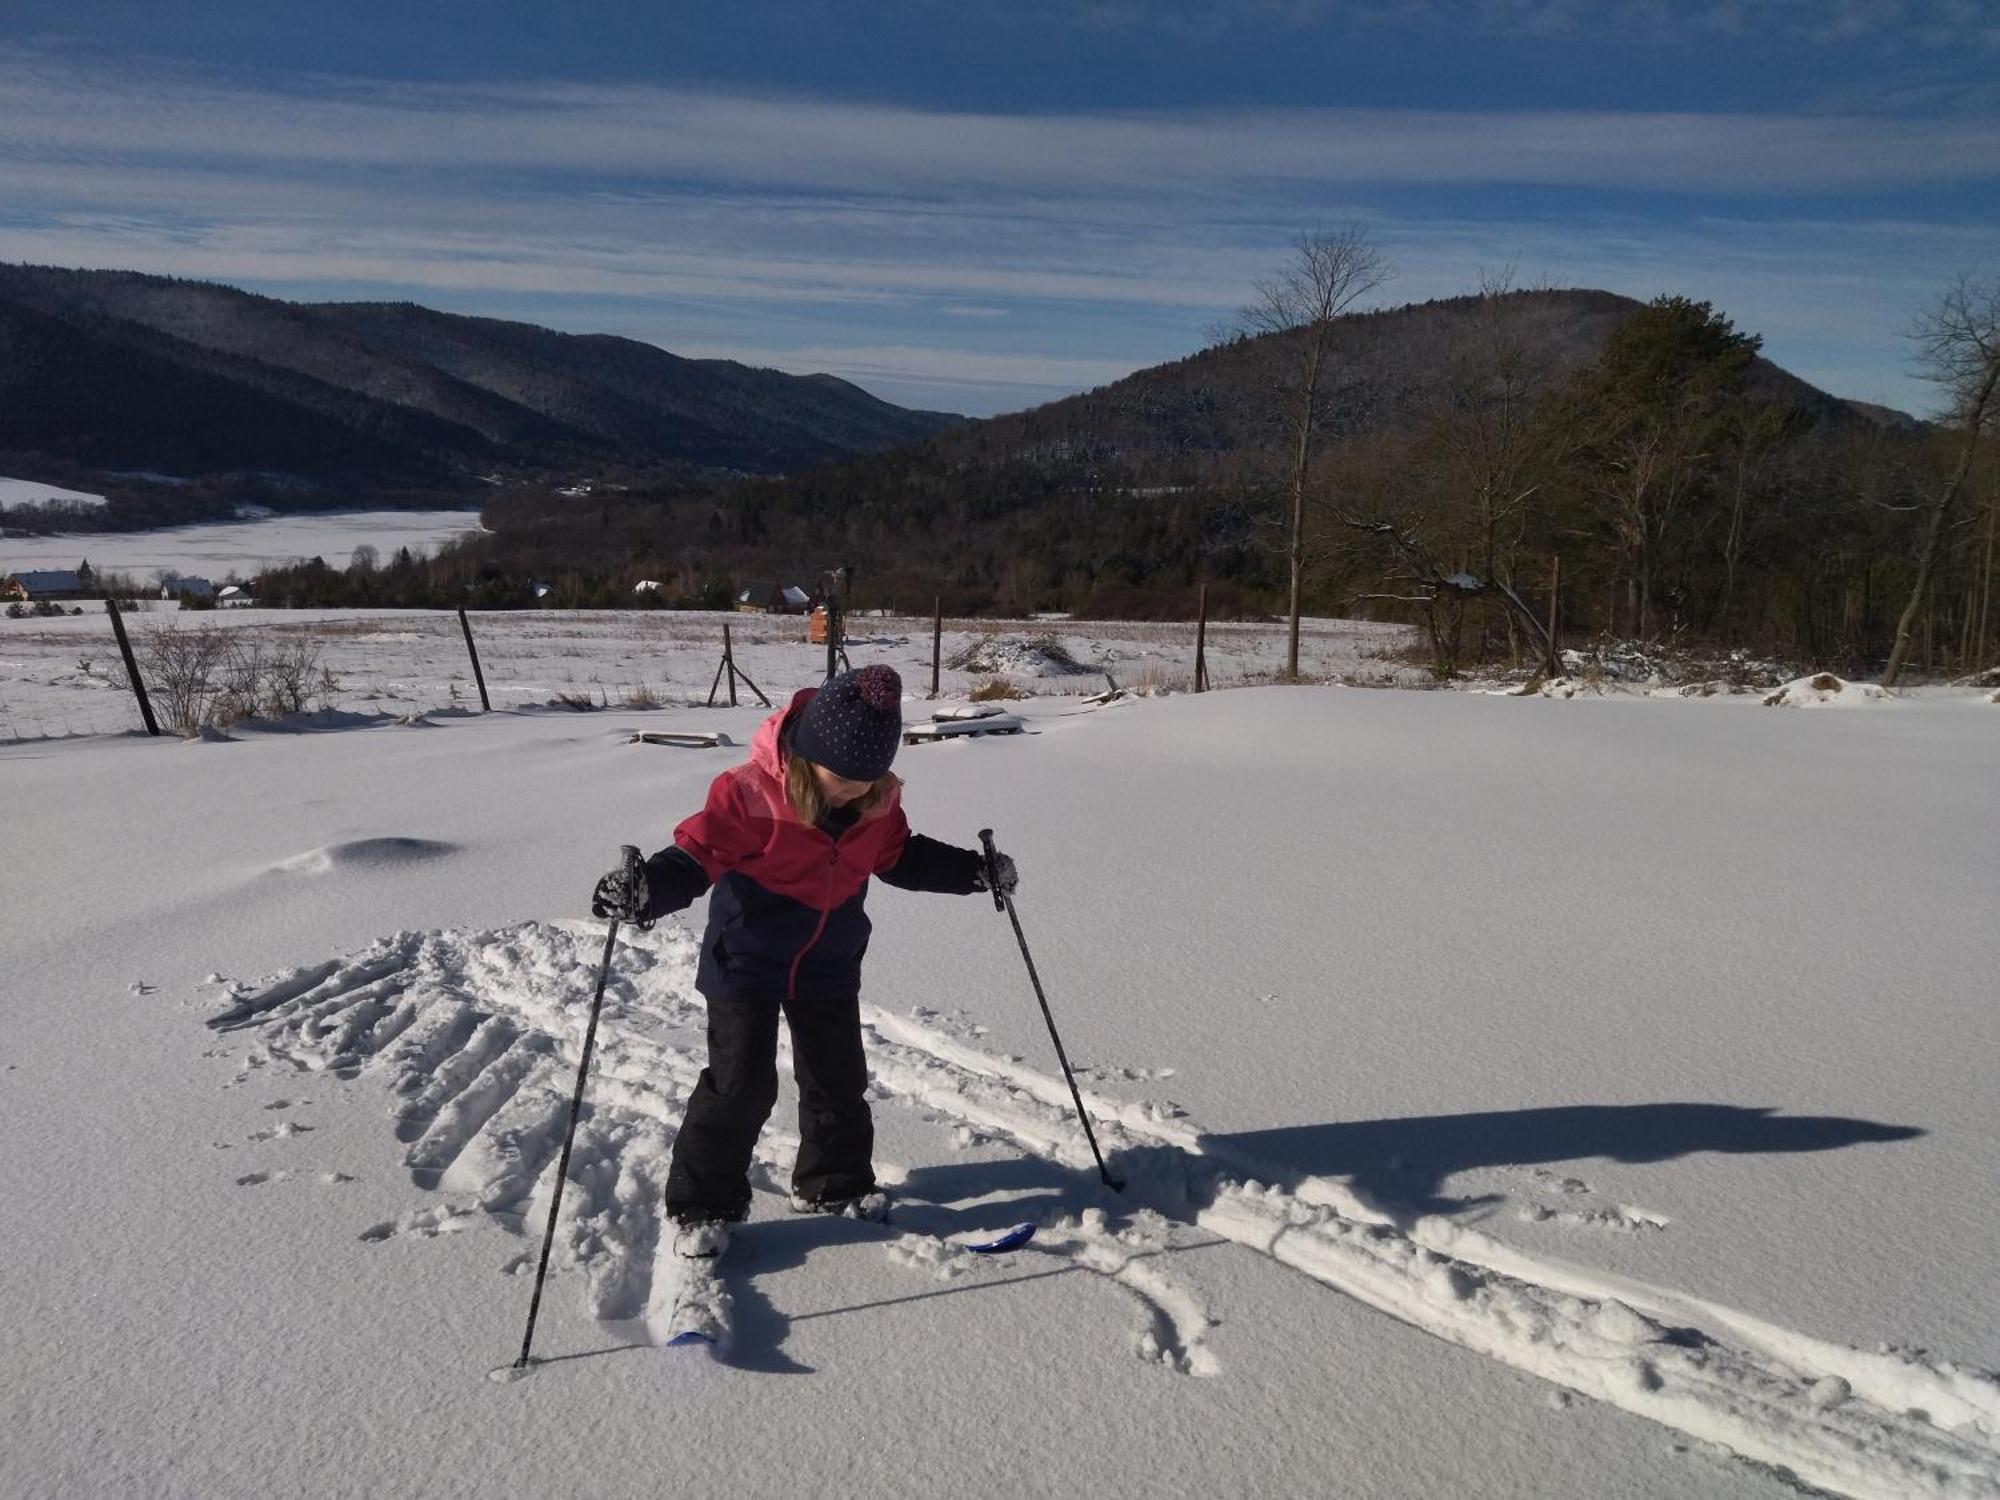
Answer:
[
  {"xmin": 978, "ymin": 829, "xmax": 1123, "ymax": 1192},
  {"xmin": 508, "ymin": 845, "xmax": 638, "ymax": 1375}
]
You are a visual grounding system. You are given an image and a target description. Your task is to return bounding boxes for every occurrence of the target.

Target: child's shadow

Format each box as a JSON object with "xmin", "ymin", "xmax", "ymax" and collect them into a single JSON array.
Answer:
[{"xmin": 719, "ymin": 1163, "xmax": 1113, "ymax": 1372}]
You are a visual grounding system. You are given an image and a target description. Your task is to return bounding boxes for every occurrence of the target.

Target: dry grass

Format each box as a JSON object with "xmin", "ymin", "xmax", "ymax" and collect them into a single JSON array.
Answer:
[{"xmin": 968, "ymin": 678, "xmax": 1027, "ymax": 701}]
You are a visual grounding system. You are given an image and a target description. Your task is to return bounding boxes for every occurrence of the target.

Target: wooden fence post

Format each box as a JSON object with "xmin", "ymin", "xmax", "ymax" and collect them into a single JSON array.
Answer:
[
  {"xmin": 931, "ymin": 597, "xmax": 942, "ymax": 697},
  {"xmin": 1195, "ymin": 584, "xmax": 1210, "ymax": 692},
  {"xmin": 457, "ymin": 608, "xmax": 492, "ymax": 711},
  {"xmin": 106, "ymin": 600, "xmax": 159, "ymax": 736},
  {"xmin": 1545, "ymin": 555, "xmax": 1562, "ymax": 679},
  {"xmin": 725, "ymin": 620, "xmax": 740, "ymax": 707}
]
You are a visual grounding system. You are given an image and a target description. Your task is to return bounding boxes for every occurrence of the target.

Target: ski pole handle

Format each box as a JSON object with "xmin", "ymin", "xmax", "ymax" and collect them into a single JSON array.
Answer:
[
  {"xmin": 977, "ymin": 828, "xmax": 1005, "ymax": 912},
  {"xmin": 599, "ymin": 845, "xmax": 643, "ymax": 933}
]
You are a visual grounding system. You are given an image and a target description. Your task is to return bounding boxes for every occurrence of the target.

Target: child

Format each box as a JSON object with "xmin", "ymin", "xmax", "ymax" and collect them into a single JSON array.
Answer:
[{"xmin": 591, "ymin": 664, "xmax": 1016, "ymax": 1248}]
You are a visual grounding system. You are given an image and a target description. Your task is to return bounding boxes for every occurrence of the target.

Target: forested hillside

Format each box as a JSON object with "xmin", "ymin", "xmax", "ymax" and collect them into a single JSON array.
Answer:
[
  {"xmin": 0, "ymin": 264, "xmax": 962, "ymax": 527},
  {"xmin": 390, "ymin": 288, "xmax": 1988, "ymax": 677}
]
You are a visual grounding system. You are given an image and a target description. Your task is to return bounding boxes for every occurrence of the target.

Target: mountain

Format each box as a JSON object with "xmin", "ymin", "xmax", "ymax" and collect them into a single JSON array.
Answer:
[
  {"xmin": 911, "ymin": 288, "xmax": 1895, "ymax": 471},
  {"xmin": 0, "ymin": 265, "xmax": 962, "ymax": 499}
]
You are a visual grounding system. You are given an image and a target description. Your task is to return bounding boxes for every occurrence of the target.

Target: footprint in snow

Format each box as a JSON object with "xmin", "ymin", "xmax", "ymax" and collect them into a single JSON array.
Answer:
[
  {"xmin": 1533, "ymin": 1169, "xmax": 1592, "ymax": 1195},
  {"xmin": 360, "ymin": 1204, "xmax": 476, "ymax": 1243},
  {"xmin": 247, "ymin": 1122, "xmax": 313, "ymax": 1143}
]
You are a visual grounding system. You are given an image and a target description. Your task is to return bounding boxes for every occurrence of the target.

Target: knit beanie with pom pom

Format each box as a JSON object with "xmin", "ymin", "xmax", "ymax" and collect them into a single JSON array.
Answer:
[{"xmin": 789, "ymin": 665, "xmax": 904, "ymax": 782}]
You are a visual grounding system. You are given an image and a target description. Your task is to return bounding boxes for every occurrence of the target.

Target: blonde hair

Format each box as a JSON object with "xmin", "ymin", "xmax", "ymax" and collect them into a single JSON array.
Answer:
[{"xmin": 784, "ymin": 753, "xmax": 900, "ymax": 826}]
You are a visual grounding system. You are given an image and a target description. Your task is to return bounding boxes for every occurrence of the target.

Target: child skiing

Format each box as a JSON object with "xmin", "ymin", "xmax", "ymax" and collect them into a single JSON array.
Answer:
[{"xmin": 590, "ymin": 664, "xmax": 1016, "ymax": 1252}]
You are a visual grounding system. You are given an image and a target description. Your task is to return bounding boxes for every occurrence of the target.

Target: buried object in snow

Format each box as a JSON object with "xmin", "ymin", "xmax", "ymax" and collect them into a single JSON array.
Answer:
[{"xmin": 904, "ymin": 707, "xmax": 1026, "ymax": 743}]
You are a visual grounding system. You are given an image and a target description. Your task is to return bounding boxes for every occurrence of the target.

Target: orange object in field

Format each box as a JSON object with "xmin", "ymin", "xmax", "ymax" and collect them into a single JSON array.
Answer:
[{"xmin": 808, "ymin": 606, "xmax": 829, "ymax": 644}]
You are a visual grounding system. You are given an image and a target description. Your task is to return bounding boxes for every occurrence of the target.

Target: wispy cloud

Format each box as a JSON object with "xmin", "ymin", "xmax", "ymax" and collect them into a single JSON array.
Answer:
[
  {"xmin": 0, "ymin": 49, "xmax": 1983, "ymax": 415},
  {"xmin": 4, "ymin": 55, "xmax": 1998, "ymax": 196},
  {"xmin": 1035, "ymin": 0, "xmax": 2000, "ymax": 47}
]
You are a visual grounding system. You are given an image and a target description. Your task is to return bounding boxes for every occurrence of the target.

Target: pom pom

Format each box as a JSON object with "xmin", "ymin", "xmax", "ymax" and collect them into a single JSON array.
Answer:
[{"xmin": 853, "ymin": 665, "xmax": 902, "ymax": 712}]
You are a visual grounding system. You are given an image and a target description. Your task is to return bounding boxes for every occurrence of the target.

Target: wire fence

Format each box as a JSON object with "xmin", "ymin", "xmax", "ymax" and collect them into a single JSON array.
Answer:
[{"xmin": 0, "ymin": 605, "xmax": 1416, "ymax": 746}]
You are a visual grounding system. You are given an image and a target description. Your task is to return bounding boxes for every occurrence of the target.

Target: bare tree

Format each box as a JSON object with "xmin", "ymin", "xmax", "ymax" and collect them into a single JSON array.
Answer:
[
  {"xmin": 1979, "ymin": 475, "xmax": 1997, "ymax": 668},
  {"xmin": 1882, "ymin": 275, "xmax": 2000, "ymax": 688},
  {"xmin": 1337, "ymin": 509, "xmax": 1559, "ymax": 680},
  {"xmin": 1429, "ymin": 267, "xmax": 1575, "ymax": 664},
  {"xmin": 1714, "ymin": 401, "xmax": 1791, "ymax": 638},
  {"xmin": 1239, "ymin": 227, "xmax": 1391, "ymax": 679},
  {"xmin": 1442, "ymin": 268, "xmax": 1546, "ymax": 587},
  {"xmin": 142, "ymin": 623, "xmax": 232, "ymax": 734}
]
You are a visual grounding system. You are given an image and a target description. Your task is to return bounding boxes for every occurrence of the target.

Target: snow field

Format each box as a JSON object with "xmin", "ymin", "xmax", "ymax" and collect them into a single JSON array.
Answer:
[
  {"xmin": 3, "ymin": 681, "xmax": 1995, "ymax": 1498},
  {"xmin": 0, "ymin": 476, "xmax": 108, "ymax": 511},
  {"xmin": 0, "ymin": 605, "xmax": 1415, "ymax": 740},
  {"xmin": 201, "ymin": 909, "xmax": 1999, "ymax": 1498},
  {"xmin": 0, "ymin": 507, "xmax": 484, "ymax": 574}
]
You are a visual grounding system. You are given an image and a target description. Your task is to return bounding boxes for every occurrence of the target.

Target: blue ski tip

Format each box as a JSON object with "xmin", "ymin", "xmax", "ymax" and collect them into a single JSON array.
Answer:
[
  {"xmin": 665, "ymin": 1330, "xmax": 718, "ymax": 1347},
  {"xmin": 964, "ymin": 1222, "xmax": 1037, "ymax": 1254}
]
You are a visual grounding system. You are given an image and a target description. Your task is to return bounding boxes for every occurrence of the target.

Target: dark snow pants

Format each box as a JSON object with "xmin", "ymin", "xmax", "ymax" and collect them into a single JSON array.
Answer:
[{"xmin": 662, "ymin": 991, "xmax": 875, "ymax": 1222}]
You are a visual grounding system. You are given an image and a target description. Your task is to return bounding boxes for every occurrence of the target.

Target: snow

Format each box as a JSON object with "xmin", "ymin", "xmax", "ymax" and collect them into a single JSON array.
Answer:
[
  {"xmin": 1762, "ymin": 673, "xmax": 1894, "ymax": 708},
  {"xmin": 0, "ymin": 608, "xmax": 1412, "ymax": 740},
  {"xmin": 0, "ymin": 508, "xmax": 488, "ymax": 580},
  {"xmin": 0, "ymin": 475, "xmax": 108, "ymax": 510},
  {"xmin": 2, "ymin": 629, "xmax": 1997, "ymax": 1498}
]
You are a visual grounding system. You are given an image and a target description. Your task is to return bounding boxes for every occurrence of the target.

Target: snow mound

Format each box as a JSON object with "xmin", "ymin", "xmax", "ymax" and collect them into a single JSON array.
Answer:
[
  {"xmin": 1761, "ymin": 673, "xmax": 1892, "ymax": 708},
  {"xmin": 272, "ymin": 837, "xmax": 459, "ymax": 874},
  {"xmin": 947, "ymin": 634, "xmax": 1098, "ymax": 678},
  {"xmin": 1514, "ymin": 675, "xmax": 1621, "ymax": 699}
]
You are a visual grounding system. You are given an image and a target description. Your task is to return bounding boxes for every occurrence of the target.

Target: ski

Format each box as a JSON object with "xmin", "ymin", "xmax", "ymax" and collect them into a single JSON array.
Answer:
[
  {"xmin": 963, "ymin": 1221, "xmax": 1036, "ymax": 1254},
  {"xmin": 652, "ymin": 1224, "xmax": 734, "ymax": 1350}
]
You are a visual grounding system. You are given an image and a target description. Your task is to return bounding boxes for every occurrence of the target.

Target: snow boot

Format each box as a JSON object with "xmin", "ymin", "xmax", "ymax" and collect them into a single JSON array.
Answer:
[
  {"xmin": 788, "ymin": 1188, "xmax": 890, "ymax": 1222},
  {"xmin": 670, "ymin": 1219, "xmax": 732, "ymax": 1259}
]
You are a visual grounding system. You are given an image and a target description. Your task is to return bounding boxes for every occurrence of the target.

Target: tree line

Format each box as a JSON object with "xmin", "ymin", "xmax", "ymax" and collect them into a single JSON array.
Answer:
[{"xmin": 97, "ymin": 263, "xmax": 1996, "ymax": 684}]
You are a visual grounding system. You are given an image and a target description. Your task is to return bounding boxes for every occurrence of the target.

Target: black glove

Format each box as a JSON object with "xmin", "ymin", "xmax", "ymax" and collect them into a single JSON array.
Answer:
[
  {"xmin": 972, "ymin": 848, "xmax": 1019, "ymax": 898},
  {"xmin": 591, "ymin": 858, "xmax": 652, "ymax": 928}
]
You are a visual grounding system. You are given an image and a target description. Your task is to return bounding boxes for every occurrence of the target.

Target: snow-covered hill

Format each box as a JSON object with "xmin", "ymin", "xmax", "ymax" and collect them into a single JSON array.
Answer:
[{"xmin": 2, "ymin": 684, "xmax": 1995, "ymax": 1498}]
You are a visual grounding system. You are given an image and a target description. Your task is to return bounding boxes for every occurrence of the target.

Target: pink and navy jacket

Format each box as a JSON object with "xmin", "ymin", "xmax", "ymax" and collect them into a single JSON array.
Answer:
[{"xmin": 642, "ymin": 687, "xmax": 982, "ymax": 1001}]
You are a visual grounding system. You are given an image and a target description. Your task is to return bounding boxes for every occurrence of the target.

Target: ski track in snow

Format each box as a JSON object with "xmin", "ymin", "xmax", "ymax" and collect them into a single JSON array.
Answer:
[{"xmin": 203, "ymin": 921, "xmax": 2000, "ymax": 1500}]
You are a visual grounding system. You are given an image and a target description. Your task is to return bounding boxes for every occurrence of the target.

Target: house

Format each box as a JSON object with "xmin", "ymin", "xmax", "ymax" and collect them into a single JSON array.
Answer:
[
  {"xmin": 160, "ymin": 575, "xmax": 216, "ymax": 600},
  {"xmin": 3, "ymin": 569, "xmax": 85, "ymax": 601},
  {"xmin": 217, "ymin": 585, "xmax": 254, "ymax": 609},
  {"xmin": 736, "ymin": 581, "xmax": 811, "ymax": 614}
]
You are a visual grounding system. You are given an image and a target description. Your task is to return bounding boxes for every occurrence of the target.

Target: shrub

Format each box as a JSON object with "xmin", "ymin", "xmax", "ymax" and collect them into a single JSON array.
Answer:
[
  {"xmin": 141, "ymin": 625, "xmax": 337, "ymax": 732},
  {"xmin": 141, "ymin": 623, "xmax": 233, "ymax": 734},
  {"xmin": 968, "ymin": 678, "xmax": 1027, "ymax": 701}
]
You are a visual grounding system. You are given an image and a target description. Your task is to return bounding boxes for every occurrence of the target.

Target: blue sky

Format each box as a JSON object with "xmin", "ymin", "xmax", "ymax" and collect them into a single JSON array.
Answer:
[{"xmin": 2, "ymin": 2, "xmax": 1995, "ymax": 417}]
